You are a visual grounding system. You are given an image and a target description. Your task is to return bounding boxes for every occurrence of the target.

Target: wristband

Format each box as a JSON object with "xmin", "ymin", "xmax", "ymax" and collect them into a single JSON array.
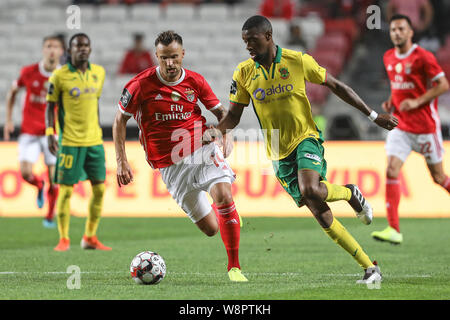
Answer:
[
  {"xmin": 368, "ymin": 110, "xmax": 378, "ymax": 121},
  {"xmin": 45, "ymin": 127, "xmax": 55, "ymax": 136}
]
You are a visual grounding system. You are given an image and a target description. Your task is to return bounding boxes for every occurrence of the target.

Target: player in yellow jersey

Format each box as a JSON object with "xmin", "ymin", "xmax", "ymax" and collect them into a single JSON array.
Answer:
[
  {"xmin": 45, "ymin": 33, "xmax": 111, "ymax": 251},
  {"xmin": 205, "ymin": 16, "xmax": 399, "ymax": 284}
]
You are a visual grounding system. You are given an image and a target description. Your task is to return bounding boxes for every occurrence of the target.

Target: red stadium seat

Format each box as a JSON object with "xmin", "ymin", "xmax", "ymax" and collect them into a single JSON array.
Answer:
[
  {"xmin": 324, "ymin": 18, "xmax": 359, "ymax": 43},
  {"xmin": 436, "ymin": 49, "xmax": 450, "ymax": 65},
  {"xmin": 441, "ymin": 64, "xmax": 450, "ymax": 83},
  {"xmin": 310, "ymin": 50, "xmax": 345, "ymax": 75},
  {"xmin": 314, "ymin": 32, "xmax": 352, "ymax": 59},
  {"xmin": 305, "ymin": 81, "xmax": 329, "ymax": 105}
]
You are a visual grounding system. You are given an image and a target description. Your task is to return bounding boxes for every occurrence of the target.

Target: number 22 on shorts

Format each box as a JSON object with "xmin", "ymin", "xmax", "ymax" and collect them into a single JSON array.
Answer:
[
  {"xmin": 419, "ymin": 142, "xmax": 432, "ymax": 155},
  {"xmin": 59, "ymin": 153, "xmax": 74, "ymax": 169}
]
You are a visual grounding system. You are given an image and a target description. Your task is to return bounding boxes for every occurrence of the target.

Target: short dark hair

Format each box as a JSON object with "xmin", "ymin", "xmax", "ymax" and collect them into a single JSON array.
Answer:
[
  {"xmin": 390, "ymin": 14, "xmax": 413, "ymax": 28},
  {"xmin": 242, "ymin": 15, "xmax": 272, "ymax": 33},
  {"xmin": 42, "ymin": 35, "xmax": 65, "ymax": 48},
  {"xmin": 155, "ymin": 31, "xmax": 183, "ymax": 47},
  {"xmin": 134, "ymin": 33, "xmax": 144, "ymax": 41},
  {"xmin": 68, "ymin": 33, "xmax": 90, "ymax": 49}
]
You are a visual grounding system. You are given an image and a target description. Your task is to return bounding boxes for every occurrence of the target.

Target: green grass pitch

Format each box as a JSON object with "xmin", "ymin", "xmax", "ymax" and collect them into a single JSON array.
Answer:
[{"xmin": 0, "ymin": 217, "xmax": 449, "ymax": 300}]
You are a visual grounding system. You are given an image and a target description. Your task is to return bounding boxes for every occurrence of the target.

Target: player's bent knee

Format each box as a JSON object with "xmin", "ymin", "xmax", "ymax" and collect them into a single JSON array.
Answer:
[
  {"xmin": 299, "ymin": 184, "xmax": 320, "ymax": 200},
  {"xmin": 204, "ymin": 226, "xmax": 219, "ymax": 237},
  {"xmin": 198, "ymin": 222, "xmax": 219, "ymax": 237},
  {"xmin": 20, "ymin": 171, "xmax": 33, "ymax": 182},
  {"xmin": 431, "ymin": 173, "xmax": 445, "ymax": 185}
]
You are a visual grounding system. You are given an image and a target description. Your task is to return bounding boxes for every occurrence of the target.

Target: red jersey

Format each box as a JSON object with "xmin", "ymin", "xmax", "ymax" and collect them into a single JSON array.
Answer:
[
  {"xmin": 383, "ymin": 44, "xmax": 445, "ymax": 134},
  {"xmin": 118, "ymin": 66, "xmax": 221, "ymax": 169},
  {"xmin": 14, "ymin": 62, "xmax": 53, "ymax": 136}
]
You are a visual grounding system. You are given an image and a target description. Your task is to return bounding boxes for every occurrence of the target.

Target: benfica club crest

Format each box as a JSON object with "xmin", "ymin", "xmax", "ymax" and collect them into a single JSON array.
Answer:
[
  {"xmin": 185, "ymin": 88, "xmax": 195, "ymax": 102},
  {"xmin": 279, "ymin": 67, "xmax": 289, "ymax": 80},
  {"xmin": 405, "ymin": 63, "xmax": 412, "ymax": 74}
]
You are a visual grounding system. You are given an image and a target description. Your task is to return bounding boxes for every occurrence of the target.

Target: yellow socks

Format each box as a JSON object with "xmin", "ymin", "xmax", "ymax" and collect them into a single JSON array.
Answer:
[
  {"xmin": 85, "ymin": 183, "xmax": 105, "ymax": 237},
  {"xmin": 56, "ymin": 184, "xmax": 73, "ymax": 239},
  {"xmin": 323, "ymin": 218, "xmax": 374, "ymax": 269},
  {"xmin": 321, "ymin": 181, "xmax": 352, "ymax": 202}
]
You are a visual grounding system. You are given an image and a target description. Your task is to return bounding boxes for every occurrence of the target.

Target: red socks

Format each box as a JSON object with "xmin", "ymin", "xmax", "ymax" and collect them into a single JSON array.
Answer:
[
  {"xmin": 440, "ymin": 175, "xmax": 450, "ymax": 194},
  {"xmin": 27, "ymin": 175, "xmax": 43, "ymax": 190},
  {"xmin": 386, "ymin": 178, "xmax": 401, "ymax": 232},
  {"xmin": 212, "ymin": 202, "xmax": 241, "ymax": 271},
  {"xmin": 46, "ymin": 185, "xmax": 59, "ymax": 221}
]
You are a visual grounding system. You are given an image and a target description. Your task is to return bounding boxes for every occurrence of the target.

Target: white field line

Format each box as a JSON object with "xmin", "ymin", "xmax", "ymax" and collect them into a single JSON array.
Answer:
[{"xmin": 0, "ymin": 271, "xmax": 432, "ymax": 278}]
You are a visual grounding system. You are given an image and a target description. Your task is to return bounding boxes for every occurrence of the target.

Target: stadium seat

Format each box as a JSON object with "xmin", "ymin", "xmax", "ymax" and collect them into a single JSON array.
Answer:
[
  {"xmin": 441, "ymin": 64, "xmax": 450, "ymax": 83},
  {"xmin": 314, "ymin": 32, "xmax": 351, "ymax": 59},
  {"xmin": 130, "ymin": 3, "xmax": 162, "ymax": 22},
  {"xmin": 98, "ymin": 5, "xmax": 128, "ymax": 22},
  {"xmin": 199, "ymin": 3, "xmax": 230, "ymax": 21},
  {"xmin": 163, "ymin": 4, "xmax": 197, "ymax": 21},
  {"xmin": 296, "ymin": 14, "xmax": 325, "ymax": 50},
  {"xmin": 436, "ymin": 49, "xmax": 450, "ymax": 65},
  {"xmin": 32, "ymin": 6, "xmax": 65, "ymax": 22},
  {"xmin": 305, "ymin": 82, "xmax": 329, "ymax": 105},
  {"xmin": 324, "ymin": 18, "xmax": 359, "ymax": 43},
  {"xmin": 328, "ymin": 114, "xmax": 361, "ymax": 140},
  {"xmin": 76, "ymin": 5, "xmax": 99, "ymax": 22}
]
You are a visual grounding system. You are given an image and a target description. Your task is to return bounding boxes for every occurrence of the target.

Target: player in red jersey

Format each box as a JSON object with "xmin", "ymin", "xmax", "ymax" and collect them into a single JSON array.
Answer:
[
  {"xmin": 4, "ymin": 35, "xmax": 64, "ymax": 228},
  {"xmin": 372, "ymin": 14, "xmax": 450, "ymax": 244},
  {"xmin": 113, "ymin": 31, "xmax": 247, "ymax": 282}
]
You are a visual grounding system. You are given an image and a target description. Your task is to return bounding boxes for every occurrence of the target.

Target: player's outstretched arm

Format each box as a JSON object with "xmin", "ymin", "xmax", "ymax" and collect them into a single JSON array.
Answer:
[
  {"xmin": 3, "ymin": 85, "xmax": 19, "ymax": 141},
  {"xmin": 323, "ymin": 74, "xmax": 398, "ymax": 131},
  {"xmin": 113, "ymin": 110, "xmax": 134, "ymax": 187},
  {"xmin": 45, "ymin": 101, "xmax": 59, "ymax": 155},
  {"xmin": 217, "ymin": 102, "xmax": 245, "ymax": 135},
  {"xmin": 203, "ymin": 102, "xmax": 245, "ymax": 146}
]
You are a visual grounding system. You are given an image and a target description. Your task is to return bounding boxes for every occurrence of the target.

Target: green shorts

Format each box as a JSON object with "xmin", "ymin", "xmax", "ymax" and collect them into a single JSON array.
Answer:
[
  {"xmin": 272, "ymin": 138, "xmax": 327, "ymax": 207},
  {"xmin": 55, "ymin": 144, "xmax": 106, "ymax": 185}
]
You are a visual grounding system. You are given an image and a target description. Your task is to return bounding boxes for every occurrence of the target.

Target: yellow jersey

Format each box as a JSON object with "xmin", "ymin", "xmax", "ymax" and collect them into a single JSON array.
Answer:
[
  {"xmin": 46, "ymin": 62, "xmax": 105, "ymax": 147},
  {"xmin": 229, "ymin": 46, "xmax": 327, "ymax": 160}
]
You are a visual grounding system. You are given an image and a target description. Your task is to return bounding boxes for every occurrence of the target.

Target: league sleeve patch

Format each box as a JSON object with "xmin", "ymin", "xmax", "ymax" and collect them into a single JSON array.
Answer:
[
  {"xmin": 120, "ymin": 88, "xmax": 132, "ymax": 109},
  {"xmin": 304, "ymin": 153, "xmax": 321, "ymax": 162},
  {"xmin": 48, "ymin": 83, "xmax": 55, "ymax": 95},
  {"xmin": 230, "ymin": 80, "xmax": 237, "ymax": 95}
]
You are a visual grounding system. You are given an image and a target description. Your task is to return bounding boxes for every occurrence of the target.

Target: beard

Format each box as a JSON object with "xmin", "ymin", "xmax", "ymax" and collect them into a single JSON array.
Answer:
[{"xmin": 393, "ymin": 38, "xmax": 408, "ymax": 48}]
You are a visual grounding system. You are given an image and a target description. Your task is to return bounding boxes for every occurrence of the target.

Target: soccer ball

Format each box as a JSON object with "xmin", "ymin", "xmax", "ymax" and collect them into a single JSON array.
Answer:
[{"xmin": 130, "ymin": 251, "xmax": 166, "ymax": 285}]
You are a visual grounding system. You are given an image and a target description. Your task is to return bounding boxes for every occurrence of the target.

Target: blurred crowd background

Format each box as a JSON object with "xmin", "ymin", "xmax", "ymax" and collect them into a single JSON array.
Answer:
[{"xmin": 1, "ymin": 0, "xmax": 450, "ymax": 141}]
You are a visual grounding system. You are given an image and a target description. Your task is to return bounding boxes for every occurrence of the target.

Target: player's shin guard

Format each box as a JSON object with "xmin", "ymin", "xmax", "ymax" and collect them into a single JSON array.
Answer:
[
  {"xmin": 212, "ymin": 202, "xmax": 241, "ymax": 271},
  {"xmin": 386, "ymin": 178, "xmax": 401, "ymax": 232},
  {"xmin": 56, "ymin": 185, "xmax": 73, "ymax": 239},
  {"xmin": 320, "ymin": 181, "xmax": 352, "ymax": 202},
  {"xmin": 46, "ymin": 184, "xmax": 59, "ymax": 221},
  {"xmin": 323, "ymin": 218, "xmax": 374, "ymax": 269},
  {"xmin": 85, "ymin": 183, "xmax": 105, "ymax": 237}
]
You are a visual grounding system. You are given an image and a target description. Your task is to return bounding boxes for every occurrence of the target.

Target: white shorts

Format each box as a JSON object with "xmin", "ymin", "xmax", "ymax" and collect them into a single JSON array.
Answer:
[
  {"xmin": 18, "ymin": 133, "xmax": 57, "ymax": 166},
  {"xmin": 385, "ymin": 128, "xmax": 444, "ymax": 164},
  {"xmin": 159, "ymin": 143, "xmax": 236, "ymax": 223}
]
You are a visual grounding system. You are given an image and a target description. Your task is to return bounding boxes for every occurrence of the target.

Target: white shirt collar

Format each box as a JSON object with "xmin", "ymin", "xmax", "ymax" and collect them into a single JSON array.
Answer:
[
  {"xmin": 39, "ymin": 61, "xmax": 60, "ymax": 77},
  {"xmin": 156, "ymin": 66, "xmax": 185, "ymax": 86},
  {"xmin": 395, "ymin": 44, "xmax": 418, "ymax": 60}
]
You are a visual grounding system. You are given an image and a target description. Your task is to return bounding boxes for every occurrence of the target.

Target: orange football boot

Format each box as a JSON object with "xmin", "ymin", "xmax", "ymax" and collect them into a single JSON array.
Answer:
[
  {"xmin": 81, "ymin": 235, "xmax": 112, "ymax": 251},
  {"xmin": 54, "ymin": 238, "xmax": 70, "ymax": 251}
]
